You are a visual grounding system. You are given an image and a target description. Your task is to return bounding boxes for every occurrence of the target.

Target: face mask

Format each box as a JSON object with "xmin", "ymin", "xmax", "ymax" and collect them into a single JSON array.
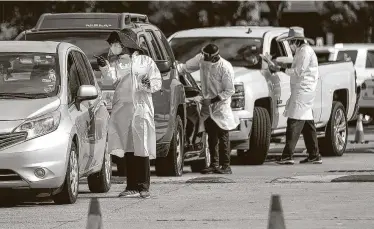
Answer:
[{"xmin": 110, "ymin": 43, "xmax": 123, "ymax": 55}]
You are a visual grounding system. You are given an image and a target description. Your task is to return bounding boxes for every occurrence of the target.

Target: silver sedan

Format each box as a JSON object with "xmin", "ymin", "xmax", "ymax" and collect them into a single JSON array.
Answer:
[{"xmin": 0, "ymin": 41, "xmax": 111, "ymax": 204}]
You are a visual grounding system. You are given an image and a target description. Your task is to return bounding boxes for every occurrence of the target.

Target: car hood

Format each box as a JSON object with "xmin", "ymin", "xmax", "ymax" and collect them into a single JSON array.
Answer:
[
  {"xmin": 0, "ymin": 97, "xmax": 61, "ymax": 121},
  {"xmin": 190, "ymin": 67, "xmax": 262, "ymax": 85}
]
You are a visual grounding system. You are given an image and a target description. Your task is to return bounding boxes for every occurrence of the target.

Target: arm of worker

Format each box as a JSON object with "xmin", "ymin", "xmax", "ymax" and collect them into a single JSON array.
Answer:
[
  {"xmin": 140, "ymin": 57, "xmax": 162, "ymax": 93},
  {"xmin": 98, "ymin": 57, "xmax": 120, "ymax": 85},
  {"xmin": 179, "ymin": 53, "xmax": 203, "ymax": 73},
  {"xmin": 285, "ymin": 46, "xmax": 311, "ymax": 78}
]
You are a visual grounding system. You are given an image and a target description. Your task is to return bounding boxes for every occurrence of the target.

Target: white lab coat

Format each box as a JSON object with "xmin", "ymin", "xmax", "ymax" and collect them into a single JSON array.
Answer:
[
  {"xmin": 183, "ymin": 54, "xmax": 239, "ymax": 131},
  {"xmin": 284, "ymin": 44, "xmax": 319, "ymax": 120},
  {"xmin": 99, "ymin": 52, "xmax": 162, "ymax": 159}
]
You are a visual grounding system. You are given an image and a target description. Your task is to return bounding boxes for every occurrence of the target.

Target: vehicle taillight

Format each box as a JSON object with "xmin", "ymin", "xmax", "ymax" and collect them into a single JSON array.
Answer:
[{"xmin": 231, "ymin": 83, "xmax": 245, "ymax": 110}]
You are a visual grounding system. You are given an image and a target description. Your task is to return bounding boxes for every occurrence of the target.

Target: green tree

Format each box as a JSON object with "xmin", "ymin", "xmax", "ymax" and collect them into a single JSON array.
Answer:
[
  {"xmin": 265, "ymin": 1, "xmax": 291, "ymax": 26},
  {"xmin": 316, "ymin": 1, "xmax": 374, "ymax": 42}
]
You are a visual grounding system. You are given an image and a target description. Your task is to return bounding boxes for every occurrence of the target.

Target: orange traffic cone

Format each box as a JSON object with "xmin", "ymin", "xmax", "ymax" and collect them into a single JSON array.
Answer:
[
  {"xmin": 267, "ymin": 195, "xmax": 286, "ymax": 229},
  {"xmin": 351, "ymin": 114, "xmax": 369, "ymax": 144},
  {"xmin": 86, "ymin": 198, "xmax": 103, "ymax": 229}
]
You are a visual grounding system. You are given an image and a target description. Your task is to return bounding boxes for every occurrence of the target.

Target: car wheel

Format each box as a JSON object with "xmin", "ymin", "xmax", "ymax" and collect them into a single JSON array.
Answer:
[
  {"xmin": 245, "ymin": 107, "xmax": 271, "ymax": 165},
  {"xmin": 87, "ymin": 141, "xmax": 112, "ymax": 193},
  {"xmin": 319, "ymin": 101, "xmax": 347, "ymax": 156},
  {"xmin": 53, "ymin": 142, "xmax": 79, "ymax": 204},
  {"xmin": 190, "ymin": 133, "xmax": 210, "ymax": 172},
  {"xmin": 155, "ymin": 115, "xmax": 184, "ymax": 176}
]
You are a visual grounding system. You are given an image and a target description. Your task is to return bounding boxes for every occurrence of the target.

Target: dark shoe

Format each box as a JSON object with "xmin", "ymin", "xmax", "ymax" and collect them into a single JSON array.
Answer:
[
  {"xmin": 200, "ymin": 166, "xmax": 219, "ymax": 174},
  {"xmin": 118, "ymin": 190, "xmax": 140, "ymax": 198},
  {"xmin": 276, "ymin": 157, "xmax": 295, "ymax": 165},
  {"xmin": 300, "ymin": 155, "xmax": 322, "ymax": 164},
  {"xmin": 217, "ymin": 166, "xmax": 232, "ymax": 174},
  {"xmin": 140, "ymin": 191, "xmax": 151, "ymax": 199}
]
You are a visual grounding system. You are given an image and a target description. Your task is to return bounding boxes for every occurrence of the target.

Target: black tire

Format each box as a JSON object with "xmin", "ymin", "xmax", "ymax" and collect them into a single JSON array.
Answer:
[
  {"xmin": 318, "ymin": 101, "xmax": 347, "ymax": 157},
  {"xmin": 190, "ymin": 133, "xmax": 210, "ymax": 172},
  {"xmin": 87, "ymin": 141, "xmax": 112, "ymax": 193},
  {"xmin": 155, "ymin": 115, "xmax": 184, "ymax": 176},
  {"xmin": 53, "ymin": 142, "xmax": 79, "ymax": 205},
  {"xmin": 245, "ymin": 107, "xmax": 271, "ymax": 165}
]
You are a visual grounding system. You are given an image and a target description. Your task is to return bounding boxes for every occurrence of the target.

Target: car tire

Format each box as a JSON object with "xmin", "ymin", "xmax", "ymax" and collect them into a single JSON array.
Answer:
[
  {"xmin": 87, "ymin": 141, "xmax": 112, "ymax": 193},
  {"xmin": 155, "ymin": 115, "xmax": 184, "ymax": 177},
  {"xmin": 318, "ymin": 101, "xmax": 347, "ymax": 157},
  {"xmin": 245, "ymin": 107, "xmax": 271, "ymax": 165},
  {"xmin": 53, "ymin": 142, "xmax": 79, "ymax": 205},
  {"xmin": 190, "ymin": 133, "xmax": 210, "ymax": 172}
]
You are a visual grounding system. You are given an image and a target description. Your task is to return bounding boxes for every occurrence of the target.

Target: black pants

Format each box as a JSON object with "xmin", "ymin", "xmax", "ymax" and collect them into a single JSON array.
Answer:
[
  {"xmin": 125, "ymin": 152, "xmax": 150, "ymax": 192},
  {"xmin": 205, "ymin": 117, "xmax": 230, "ymax": 167},
  {"xmin": 282, "ymin": 118, "xmax": 320, "ymax": 158}
]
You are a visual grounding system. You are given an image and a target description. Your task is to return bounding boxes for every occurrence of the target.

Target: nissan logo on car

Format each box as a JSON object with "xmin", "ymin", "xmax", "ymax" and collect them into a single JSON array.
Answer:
[{"xmin": 85, "ymin": 24, "xmax": 112, "ymax": 28}]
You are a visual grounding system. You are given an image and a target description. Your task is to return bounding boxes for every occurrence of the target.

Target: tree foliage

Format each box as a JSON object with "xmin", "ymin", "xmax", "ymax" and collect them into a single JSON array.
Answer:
[
  {"xmin": 316, "ymin": 1, "xmax": 374, "ymax": 42},
  {"xmin": 0, "ymin": 1, "xmax": 266, "ymax": 39}
]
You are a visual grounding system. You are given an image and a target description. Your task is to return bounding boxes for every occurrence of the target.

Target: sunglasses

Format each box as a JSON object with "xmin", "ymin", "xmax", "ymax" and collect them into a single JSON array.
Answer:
[{"xmin": 202, "ymin": 48, "xmax": 220, "ymax": 62}]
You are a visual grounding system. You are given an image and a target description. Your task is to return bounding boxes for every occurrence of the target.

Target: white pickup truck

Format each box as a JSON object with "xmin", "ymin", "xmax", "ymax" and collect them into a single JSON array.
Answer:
[
  {"xmin": 168, "ymin": 26, "xmax": 358, "ymax": 165},
  {"xmin": 328, "ymin": 43, "xmax": 374, "ymax": 122}
]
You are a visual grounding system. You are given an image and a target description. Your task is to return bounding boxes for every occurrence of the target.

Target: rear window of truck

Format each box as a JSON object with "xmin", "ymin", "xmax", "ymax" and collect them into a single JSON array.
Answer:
[{"xmin": 336, "ymin": 50, "xmax": 358, "ymax": 64}]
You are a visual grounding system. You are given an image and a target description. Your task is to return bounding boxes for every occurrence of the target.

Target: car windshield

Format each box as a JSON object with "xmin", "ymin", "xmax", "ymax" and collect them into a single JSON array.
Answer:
[
  {"xmin": 0, "ymin": 52, "xmax": 59, "ymax": 97},
  {"xmin": 20, "ymin": 32, "xmax": 113, "ymax": 89},
  {"xmin": 169, "ymin": 37, "xmax": 263, "ymax": 69}
]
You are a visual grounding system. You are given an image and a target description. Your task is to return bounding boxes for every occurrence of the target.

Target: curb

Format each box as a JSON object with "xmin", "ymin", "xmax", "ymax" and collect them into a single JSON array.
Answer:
[
  {"xmin": 271, "ymin": 174, "xmax": 374, "ymax": 183},
  {"xmin": 331, "ymin": 175, "xmax": 374, "ymax": 182}
]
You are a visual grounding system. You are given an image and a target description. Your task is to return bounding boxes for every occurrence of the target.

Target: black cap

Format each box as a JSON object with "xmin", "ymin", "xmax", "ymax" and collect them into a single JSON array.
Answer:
[{"xmin": 106, "ymin": 30, "xmax": 142, "ymax": 52}]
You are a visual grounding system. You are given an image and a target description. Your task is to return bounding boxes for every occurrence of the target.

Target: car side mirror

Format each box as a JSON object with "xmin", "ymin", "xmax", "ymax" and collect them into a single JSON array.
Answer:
[
  {"xmin": 75, "ymin": 85, "xmax": 98, "ymax": 110},
  {"xmin": 155, "ymin": 60, "xmax": 171, "ymax": 74},
  {"xmin": 184, "ymin": 86, "xmax": 201, "ymax": 98}
]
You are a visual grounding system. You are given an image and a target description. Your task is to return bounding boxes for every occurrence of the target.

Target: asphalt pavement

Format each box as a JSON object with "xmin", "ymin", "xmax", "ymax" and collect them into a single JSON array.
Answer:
[{"xmin": 1, "ymin": 126, "xmax": 374, "ymax": 229}]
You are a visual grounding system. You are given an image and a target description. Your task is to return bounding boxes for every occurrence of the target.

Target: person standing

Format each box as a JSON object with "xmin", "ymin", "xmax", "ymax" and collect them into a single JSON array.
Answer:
[
  {"xmin": 179, "ymin": 44, "xmax": 239, "ymax": 174},
  {"xmin": 97, "ymin": 29, "xmax": 162, "ymax": 198},
  {"xmin": 276, "ymin": 28, "xmax": 322, "ymax": 165}
]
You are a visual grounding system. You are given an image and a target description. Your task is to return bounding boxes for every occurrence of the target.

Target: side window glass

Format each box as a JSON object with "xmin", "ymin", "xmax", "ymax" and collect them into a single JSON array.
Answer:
[
  {"xmin": 270, "ymin": 38, "xmax": 286, "ymax": 60},
  {"xmin": 139, "ymin": 36, "xmax": 151, "ymax": 57},
  {"xmin": 67, "ymin": 53, "xmax": 81, "ymax": 104},
  {"xmin": 147, "ymin": 31, "xmax": 164, "ymax": 60},
  {"xmin": 366, "ymin": 50, "xmax": 374, "ymax": 68},
  {"xmin": 337, "ymin": 50, "xmax": 358, "ymax": 64},
  {"xmin": 155, "ymin": 30, "xmax": 175, "ymax": 61},
  {"xmin": 78, "ymin": 52, "xmax": 95, "ymax": 86},
  {"xmin": 72, "ymin": 51, "xmax": 90, "ymax": 85}
]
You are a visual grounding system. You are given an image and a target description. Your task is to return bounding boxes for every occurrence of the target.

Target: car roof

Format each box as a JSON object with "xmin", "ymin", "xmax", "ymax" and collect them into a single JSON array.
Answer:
[
  {"xmin": 170, "ymin": 26, "xmax": 290, "ymax": 39},
  {"xmin": 0, "ymin": 41, "xmax": 72, "ymax": 53},
  {"xmin": 334, "ymin": 43, "xmax": 374, "ymax": 50}
]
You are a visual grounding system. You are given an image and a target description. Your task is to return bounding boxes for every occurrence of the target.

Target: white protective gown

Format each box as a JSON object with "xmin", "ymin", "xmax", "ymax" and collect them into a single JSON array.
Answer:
[
  {"xmin": 182, "ymin": 53, "xmax": 239, "ymax": 131},
  {"xmin": 99, "ymin": 52, "xmax": 162, "ymax": 159},
  {"xmin": 284, "ymin": 44, "xmax": 319, "ymax": 120}
]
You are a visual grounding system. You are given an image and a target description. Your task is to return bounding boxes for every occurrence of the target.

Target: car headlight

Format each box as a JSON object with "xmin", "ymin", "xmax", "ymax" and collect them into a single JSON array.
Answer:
[
  {"xmin": 102, "ymin": 90, "xmax": 114, "ymax": 111},
  {"xmin": 13, "ymin": 110, "xmax": 61, "ymax": 140},
  {"xmin": 231, "ymin": 83, "xmax": 245, "ymax": 110}
]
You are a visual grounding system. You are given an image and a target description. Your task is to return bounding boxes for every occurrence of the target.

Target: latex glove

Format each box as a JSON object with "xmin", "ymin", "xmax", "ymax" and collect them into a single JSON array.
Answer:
[
  {"xmin": 201, "ymin": 98, "xmax": 211, "ymax": 106},
  {"xmin": 96, "ymin": 56, "xmax": 107, "ymax": 67}
]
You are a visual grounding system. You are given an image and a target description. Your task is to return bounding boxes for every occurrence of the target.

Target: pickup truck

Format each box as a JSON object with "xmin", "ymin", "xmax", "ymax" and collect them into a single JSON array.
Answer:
[
  {"xmin": 168, "ymin": 26, "xmax": 358, "ymax": 165},
  {"xmin": 328, "ymin": 43, "xmax": 374, "ymax": 122},
  {"xmin": 15, "ymin": 12, "xmax": 209, "ymax": 176}
]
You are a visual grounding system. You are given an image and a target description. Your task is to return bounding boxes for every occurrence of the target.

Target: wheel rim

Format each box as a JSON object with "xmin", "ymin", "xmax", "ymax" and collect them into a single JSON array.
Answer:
[
  {"xmin": 176, "ymin": 128, "xmax": 183, "ymax": 175},
  {"xmin": 104, "ymin": 143, "xmax": 111, "ymax": 184},
  {"xmin": 69, "ymin": 150, "xmax": 79, "ymax": 197},
  {"xmin": 334, "ymin": 108, "xmax": 347, "ymax": 151},
  {"xmin": 204, "ymin": 136, "xmax": 211, "ymax": 168}
]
